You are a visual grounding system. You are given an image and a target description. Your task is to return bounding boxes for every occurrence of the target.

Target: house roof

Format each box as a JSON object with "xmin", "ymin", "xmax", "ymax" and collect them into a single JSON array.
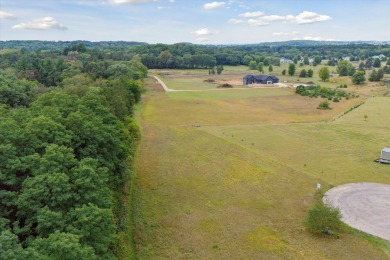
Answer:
[
  {"xmin": 244, "ymin": 75, "xmax": 279, "ymax": 80},
  {"xmin": 382, "ymin": 148, "xmax": 390, "ymax": 153}
]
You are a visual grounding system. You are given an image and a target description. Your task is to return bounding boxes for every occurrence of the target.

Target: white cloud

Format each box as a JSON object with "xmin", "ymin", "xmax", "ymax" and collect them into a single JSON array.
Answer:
[
  {"xmin": 293, "ymin": 35, "xmax": 336, "ymax": 41},
  {"xmin": 106, "ymin": 0, "xmax": 176, "ymax": 5},
  {"xmin": 239, "ymin": 11, "xmax": 264, "ymax": 18},
  {"xmin": 247, "ymin": 19, "xmax": 268, "ymax": 26},
  {"xmin": 272, "ymin": 31, "xmax": 300, "ymax": 36},
  {"xmin": 286, "ymin": 11, "xmax": 331, "ymax": 24},
  {"xmin": 230, "ymin": 11, "xmax": 331, "ymax": 27},
  {"xmin": 193, "ymin": 28, "xmax": 212, "ymax": 35},
  {"xmin": 196, "ymin": 38, "xmax": 209, "ymax": 42},
  {"xmin": 247, "ymin": 15, "xmax": 285, "ymax": 26},
  {"xmin": 0, "ymin": 11, "xmax": 17, "ymax": 20},
  {"xmin": 203, "ymin": 2, "xmax": 225, "ymax": 10},
  {"xmin": 228, "ymin": 18, "xmax": 243, "ymax": 24},
  {"xmin": 13, "ymin": 17, "xmax": 67, "ymax": 30}
]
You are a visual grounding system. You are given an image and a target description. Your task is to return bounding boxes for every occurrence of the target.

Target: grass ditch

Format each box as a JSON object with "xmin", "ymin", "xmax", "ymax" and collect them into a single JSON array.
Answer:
[{"xmin": 113, "ymin": 116, "xmax": 142, "ymax": 260}]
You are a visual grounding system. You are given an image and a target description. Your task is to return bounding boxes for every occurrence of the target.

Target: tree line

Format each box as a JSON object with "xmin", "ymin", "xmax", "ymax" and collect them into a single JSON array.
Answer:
[
  {"xmin": 0, "ymin": 44, "xmax": 146, "ymax": 259},
  {"xmin": 2, "ymin": 41, "xmax": 390, "ymax": 70}
]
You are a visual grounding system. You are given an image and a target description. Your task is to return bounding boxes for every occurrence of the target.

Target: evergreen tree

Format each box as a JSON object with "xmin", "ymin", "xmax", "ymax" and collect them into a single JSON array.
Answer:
[
  {"xmin": 288, "ymin": 63, "xmax": 295, "ymax": 76},
  {"xmin": 216, "ymin": 65, "xmax": 224, "ymax": 74},
  {"xmin": 303, "ymin": 56, "xmax": 309, "ymax": 65},
  {"xmin": 307, "ymin": 69, "xmax": 313, "ymax": 77},
  {"xmin": 377, "ymin": 68, "xmax": 384, "ymax": 80},
  {"xmin": 373, "ymin": 58, "xmax": 381, "ymax": 68},
  {"xmin": 257, "ymin": 62, "xmax": 264, "ymax": 73},
  {"xmin": 369, "ymin": 70, "xmax": 378, "ymax": 81}
]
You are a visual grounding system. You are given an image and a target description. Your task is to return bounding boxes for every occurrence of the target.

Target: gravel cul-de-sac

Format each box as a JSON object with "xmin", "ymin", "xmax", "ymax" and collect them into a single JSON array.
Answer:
[{"xmin": 324, "ymin": 182, "xmax": 390, "ymax": 241}]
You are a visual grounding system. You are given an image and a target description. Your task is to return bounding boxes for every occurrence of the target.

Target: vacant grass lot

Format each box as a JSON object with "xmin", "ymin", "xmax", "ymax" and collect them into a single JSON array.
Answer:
[{"xmin": 132, "ymin": 76, "xmax": 389, "ymax": 259}]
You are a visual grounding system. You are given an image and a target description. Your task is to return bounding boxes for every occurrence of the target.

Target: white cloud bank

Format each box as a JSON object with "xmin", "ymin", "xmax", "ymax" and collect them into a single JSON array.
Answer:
[
  {"xmin": 193, "ymin": 28, "xmax": 213, "ymax": 35},
  {"xmin": 0, "ymin": 10, "xmax": 17, "ymax": 20},
  {"xmin": 288, "ymin": 11, "xmax": 331, "ymax": 24},
  {"xmin": 294, "ymin": 35, "xmax": 336, "ymax": 41},
  {"xmin": 272, "ymin": 32, "xmax": 335, "ymax": 40},
  {"xmin": 239, "ymin": 11, "xmax": 264, "ymax": 18},
  {"xmin": 272, "ymin": 31, "xmax": 300, "ymax": 36},
  {"xmin": 203, "ymin": 2, "xmax": 225, "ymax": 10},
  {"xmin": 13, "ymin": 17, "xmax": 67, "ymax": 30},
  {"xmin": 231, "ymin": 11, "xmax": 331, "ymax": 26}
]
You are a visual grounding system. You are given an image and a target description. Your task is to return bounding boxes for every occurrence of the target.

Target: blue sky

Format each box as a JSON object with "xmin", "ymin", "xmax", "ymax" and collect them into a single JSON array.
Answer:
[{"xmin": 1, "ymin": 0, "xmax": 389, "ymax": 44}]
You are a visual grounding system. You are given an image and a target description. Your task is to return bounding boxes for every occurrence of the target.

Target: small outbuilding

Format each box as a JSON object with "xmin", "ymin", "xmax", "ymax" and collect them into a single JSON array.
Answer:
[
  {"xmin": 375, "ymin": 148, "xmax": 390, "ymax": 163},
  {"xmin": 381, "ymin": 148, "xmax": 390, "ymax": 160},
  {"xmin": 243, "ymin": 75, "xmax": 279, "ymax": 85}
]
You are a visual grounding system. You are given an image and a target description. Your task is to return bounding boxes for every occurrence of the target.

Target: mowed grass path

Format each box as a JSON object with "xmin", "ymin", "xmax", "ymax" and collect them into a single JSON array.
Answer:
[{"xmin": 133, "ymin": 77, "xmax": 389, "ymax": 259}]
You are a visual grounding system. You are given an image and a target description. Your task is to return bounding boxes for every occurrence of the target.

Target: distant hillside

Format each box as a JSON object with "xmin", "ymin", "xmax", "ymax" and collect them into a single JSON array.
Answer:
[
  {"xmin": 0, "ymin": 40, "xmax": 147, "ymax": 51},
  {"xmin": 2, "ymin": 40, "xmax": 390, "ymax": 51},
  {"xmin": 217, "ymin": 40, "xmax": 390, "ymax": 47}
]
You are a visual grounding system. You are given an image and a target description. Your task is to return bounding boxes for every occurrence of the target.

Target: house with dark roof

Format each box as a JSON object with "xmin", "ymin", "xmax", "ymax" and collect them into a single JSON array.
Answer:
[{"xmin": 243, "ymin": 75, "xmax": 279, "ymax": 85}]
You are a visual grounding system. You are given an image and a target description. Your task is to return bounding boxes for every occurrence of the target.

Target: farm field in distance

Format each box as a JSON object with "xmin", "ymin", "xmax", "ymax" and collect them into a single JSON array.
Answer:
[{"xmin": 133, "ymin": 70, "xmax": 390, "ymax": 259}]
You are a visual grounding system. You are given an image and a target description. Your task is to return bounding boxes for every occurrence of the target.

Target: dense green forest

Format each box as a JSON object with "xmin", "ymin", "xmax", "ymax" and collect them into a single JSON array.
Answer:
[
  {"xmin": 2, "ymin": 41, "xmax": 390, "ymax": 70},
  {"xmin": 0, "ymin": 43, "xmax": 146, "ymax": 259}
]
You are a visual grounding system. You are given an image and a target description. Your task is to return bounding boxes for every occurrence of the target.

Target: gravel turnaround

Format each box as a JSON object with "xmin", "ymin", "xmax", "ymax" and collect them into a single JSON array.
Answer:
[{"xmin": 324, "ymin": 182, "xmax": 390, "ymax": 241}]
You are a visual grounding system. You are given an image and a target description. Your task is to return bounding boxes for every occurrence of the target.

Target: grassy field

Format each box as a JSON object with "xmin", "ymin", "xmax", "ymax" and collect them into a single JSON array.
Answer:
[
  {"xmin": 130, "ymin": 73, "xmax": 390, "ymax": 259},
  {"xmin": 149, "ymin": 63, "xmax": 385, "ymax": 91}
]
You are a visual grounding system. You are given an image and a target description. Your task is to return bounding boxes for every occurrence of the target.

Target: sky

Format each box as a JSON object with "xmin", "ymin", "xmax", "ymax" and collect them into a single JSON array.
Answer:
[{"xmin": 0, "ymin": 0, "xmax": 389, "ymax": 44}]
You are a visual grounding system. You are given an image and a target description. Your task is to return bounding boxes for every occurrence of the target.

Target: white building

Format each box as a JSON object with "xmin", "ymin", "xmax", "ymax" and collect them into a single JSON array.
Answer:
[{"xmin": 280, "ymin": 57, "xmax": 293, "ymax": 64}]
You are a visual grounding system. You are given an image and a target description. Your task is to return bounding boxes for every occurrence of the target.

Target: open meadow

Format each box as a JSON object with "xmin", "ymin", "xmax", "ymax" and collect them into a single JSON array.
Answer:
[
  {"xmin": 133, "ymin": 70, "xmax": 390, "ymax": 259},
  {"xmin": 149, "ymin": 63, "xmax": 386, "ymax": 91}
]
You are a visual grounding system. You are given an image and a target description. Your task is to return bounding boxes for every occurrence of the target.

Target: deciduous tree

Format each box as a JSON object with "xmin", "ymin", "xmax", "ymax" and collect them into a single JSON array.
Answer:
[
  {"xmin": 319, "ymin": 66, "xmax": 330, "ymax": 81},
  {"xmin": 352, "ymin": 70, "xmax": 366, "ymax": 84},
  {"xmin": 307, "ymin": 69, "xmax": 313, "ymax": 77}
]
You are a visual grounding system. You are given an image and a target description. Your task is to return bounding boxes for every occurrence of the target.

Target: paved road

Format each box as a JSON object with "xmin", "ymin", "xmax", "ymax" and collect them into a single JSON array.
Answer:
[{"xmin": 323, "ymin": 182, "xmax": 390, "ymax": 241}]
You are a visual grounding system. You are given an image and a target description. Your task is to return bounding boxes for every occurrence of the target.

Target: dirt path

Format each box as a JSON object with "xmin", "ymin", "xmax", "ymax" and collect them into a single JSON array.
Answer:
[
  {"xmin": 323, "ymin": 182, "xmax": 390, "ymax": 241},
  {"xmin": 153, "ymin": 76, "xmax": 172, "ymax": 91}
]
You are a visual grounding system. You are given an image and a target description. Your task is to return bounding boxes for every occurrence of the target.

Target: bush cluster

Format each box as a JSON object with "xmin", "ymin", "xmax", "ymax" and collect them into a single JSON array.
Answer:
[
  {"xmin": 295, "ymin": 85, "xmax": 355, "ymax": 101},
  {"xmin": 218, "ymin": 83, "xmax": 233, "ymax": 88}
]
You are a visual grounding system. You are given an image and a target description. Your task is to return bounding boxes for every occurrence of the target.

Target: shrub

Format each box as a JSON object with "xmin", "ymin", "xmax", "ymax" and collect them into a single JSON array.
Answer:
[
  {"xmin": 317, "ymin": 101, "xmax": 331, "ymax": 110},
  {"xmin": 305, "ymin": 203, "xmax": 342, "ymax": 236},
  {"xmin": 204, "ymin": 79, "xmax": 215, "ymax": 83},
  {"xmin": 218, "ymin": 83, "xmax": 233, "ymax": 88}
]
